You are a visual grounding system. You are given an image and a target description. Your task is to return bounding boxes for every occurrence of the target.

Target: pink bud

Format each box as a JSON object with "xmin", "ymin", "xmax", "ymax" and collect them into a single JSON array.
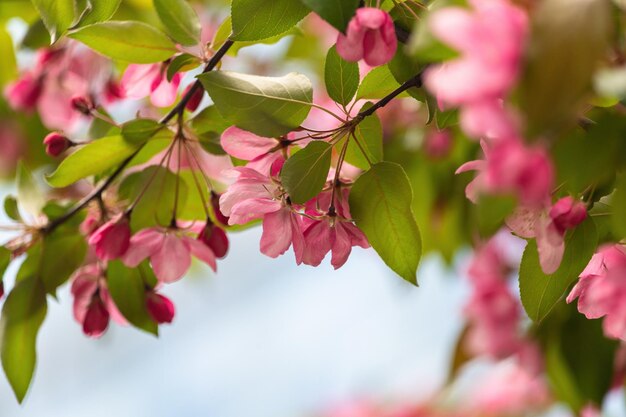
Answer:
[
  {"xmin": 43, "ymin": 132, "xmax": 71, "ymax": 157},
  {"xmin": 70, "ymin": 95, "xmax": 93, "ymax": 115},
  {"xmin": 198, "ymin": 223, "xmax": 229, "ymax": 259},
  {"xmin": 336, "ymin": 8, "xmax": 398, "ymax": 67},
  {"xmin": 146, "ymin": 292, "xmax": 175, "ymax": 324},
  {"xmin": 5, "ymin": 74, "xmax": 43, "ymax": 112},
  {"xmin": 550, "ymin": 196, "xmax": 587, "ymax": 235},
  {"xmin": 211, "ymin": 192, "xmax": 230, "ymax": 225},
  {"xmin": 88, "ymin": 216, "xmax": 131, "ymax": 261},
  {"xmin": 184, "ymin": 85, "xmax": 204, "ymax": 112},
  {"xmin": 83, "ymin": 297, "xmax": 110, "ymax": 338}
]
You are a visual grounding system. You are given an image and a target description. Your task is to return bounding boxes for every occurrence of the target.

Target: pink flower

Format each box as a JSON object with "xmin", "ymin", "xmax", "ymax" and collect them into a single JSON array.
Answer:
[
  {"xmin": 121, "ymin": 63, "xmax": 181, "ymax": 108},
  {"xmin": 197, "ymin": 222, "xmax": 229, "ymax": 259},
  {"xmin": 336, "ymin": 8, "xmax": 397, "ymax": 67},
  {"xmin": 465, "ymin": 238, "xmax": 523, "ymax": 358},
  {"xmin": 70, "ymin": 264, "xmax": 127, "ymax": 338},
  {"xmin": 220, "ymin": 126, "xmax": 285, "ymax": 175},
  {"xmin": 423, "ymin": 0, "xmax": 527, "ymax": 141},
  {"xmin": 219, "ymin": 164, "xmax": 305, "ymax": 262},
  {"xmin": 123, "ymin": 226, "xmax": 217, "ymax": 283},
  {"xmin": 567, "ymin": 245, "xmax": 626, "ymax": 340},
  {"xmin": 211, "ymin": 192, "xmax": 230, "ymax": 225},
  {"xmin": 301, "ymin": 189, "xmax": 369, "ymax": 269},
  {"xmin": 145, "ymin": 292, "xmax": 175, "ymax": 324},
  {"xmin": 4, "ymin": 73, "xmax": 43, "ymax": 112},
  {"xmin": 43, "ymin": 132, "xmax": 71, "ymax": 157},
  {"xmin": 507, "ymin": 197, "xmax": 586, "ymax": 274},
  {"xmin": 88, "ymin": 215, "xmax": 131, "ymax": 262},
  {"xmin": 456, "ymin": 139, "xmax": 554, "ymax": 207}
]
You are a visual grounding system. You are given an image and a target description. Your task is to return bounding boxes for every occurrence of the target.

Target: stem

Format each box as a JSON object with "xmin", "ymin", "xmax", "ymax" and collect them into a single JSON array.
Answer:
[
  {"xmin": 356, "ymin": 71, "xmax": 423, "ymax": 120},
  {"xmin": 42, "ymin": 38, "xmax": 235, "ymax": 235}
]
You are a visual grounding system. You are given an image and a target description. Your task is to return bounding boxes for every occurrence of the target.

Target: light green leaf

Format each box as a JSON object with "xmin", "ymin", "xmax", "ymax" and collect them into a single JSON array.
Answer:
[
  {"xmin": 231, "ymin": 0, "xmax": 310, "ymax": 41},
  {"xmin": 17, "ymin": 163, "xmax": 45, "ymax": 218},
  {"xmin": 154, "ymin": 0, "xmax": 201, "ymax": 46},
  {"xmin": 324, "ymin": 45, "xmax": 359, "ymax": 106},
  {"xmin": 281, "ymin": 141, "xmax": 332, "ymax": 204},
  {"xmin": 0, "ymin": 28, "xmax": 17, "ymax": 88},
  {"xmin": 40, "ymin": 229, "xmax": 87, "ymax": 294},
  {"xmin": 121, "ymin": 119, "xmax": 163, "ymax": 144},
  {"xmin": 69, "ymin": 21, "xmax": 177, "ymax": 63},
  {"xmin": 166, "ymin": 53, "xmax": 201, "ymax": 82},
  {"xmin": 198, "ymin": 71, "xmax": 313, "ymax": 137},
  {"xmin": 349, "ymin": 162, "xmax": 422, "ymax": 285},
  {"xmin": 30, "ymin": 0, "xmax": 74, "ymax": 42},
  {"xmin": 344, "ymin": 104, "xmax": 383, "ymax": 170},
  {"xmin": 299, "ymin": 0, "xmax": 358, "ymax": 32},
  {"xmin": 356, "ymin": 65, "xmax": 406, "ymax": 100},
  {"xmin": 106, "ymin": 261, "xmax": 158, "ymax": 335},
  {"xmin": 46, "ymin": 135, "xmax": 141, "ymax": 188},
  {"xmin": 0, "ymin": 277, "xmax": 47, "ymax": 403},
  {"xmin": 519, "ymin": 218, "xmax": 598, "ymax": 322},
  {"xmin": 75, "ymin": 0, "xmax": 122, "ymax": 27}
]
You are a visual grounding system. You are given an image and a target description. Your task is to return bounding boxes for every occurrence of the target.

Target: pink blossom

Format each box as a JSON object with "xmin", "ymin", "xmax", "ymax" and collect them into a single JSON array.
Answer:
[
  {"xmin": 220, "ymin": 126, "xmax": 283, "ymax": 174},
  {"xmin": 88, "ymin": 215, "xmax": 131, "ymax": 262},
  {"xmin": 507, "ymin": 197, "xmax": 586, "ymax": 274},
  {"xmin": 301, "ymin": 189, "xmax": 369, "ymax": 269},
  {"xmin": 4, "ymin": 73, "xmax": 43, "ymax": 112},
  {"xmin": 121, "ymin": 63, "xmax": 181, "ymax": 108},
  {"xmin": 465, "ymin": 238, "xmax": 523, "ymax": 358},
  {"xmin": 211, "ymin": 192, "xmax": 230, "ymax": 225},
  {"xmin": 336, "ymin": 8, "xmax": 397, "ymax": 67},
  {"xmin": 567, "ymin": 245, "xmax": 626, "ymax": 340},
  {"xmin": 424, "ymin": 0, "xmax": 527, "ymax": 140},
  {"xmin": 456, "ymin": 139, "xmax": 554, "ymax": 207},
  {"xmin": 145, "ymin": 292, "xmax": 175, "ymax": 324},
  {"xmin": 123, "ymin": 226, "xmax": 217, "ymax": 283},
  {"xmin": 219, "ymin": 164, "xmax": 305, "ymax": 262},
  {"xmin": 43, "ymin": 132, "xmax": 71, "ymax": 157},
  {"xmin": 70, "ymin": 264, "xmax": 127, "ymax": 338}
]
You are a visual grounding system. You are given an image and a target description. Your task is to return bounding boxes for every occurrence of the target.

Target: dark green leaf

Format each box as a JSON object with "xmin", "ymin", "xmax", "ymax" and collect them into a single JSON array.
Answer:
[
  {"xmin": 40, "ymin": 229, "xmax": 87, "ymax": 294},
  {"xmin": 344, "ymin": 103, "xmax": 383, "ymax": 170},
  {"xmin": 324, "ymin": 46, "xmax": 359, "ymax": 106},
  {"xmin": 198, "ymin": 71, "xmax": 313, "ymax": 137},
  {"xmin": 349, "ymin": 162, "xmax": 422, "ymax": 284},
  {"xmin": 0, "ymin": 277, "xmax": 47, "ymax": 402},
  {"xmin": 21, "ymin": 19, "xmax": 51, "ymax": 49},
  {"xmin": 519, "ymin": 218, "xmax": 598, "ymax": 322},
  {"xmin": 166, "ymin": 53, "xmax": 201, "ymax": 82},
  {"xmin": 106, "ymin": 261, "xmax": 158, "ymax": 335},
  {"xmin": 154, "ymin": 0, "xmax": 201, "ymax": 46},
  {"xmin": 281, "ymin": 141, "xmax": 332, "ymax": 204},
  {"xmin": 299, "ymin": 0, "xmax": 358, "ymax": 32},
  {"xmin": 4, "ymin": 196, "xmax": 22, "ymax": 222}
]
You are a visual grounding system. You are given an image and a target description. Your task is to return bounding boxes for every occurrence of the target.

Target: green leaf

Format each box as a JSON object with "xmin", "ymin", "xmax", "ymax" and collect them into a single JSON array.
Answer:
[
  {"xmin": 475, "ymin": 195, "xmax": 516, "ymax": 237},
  {"xmin": 121, "ymin": 119, "xmax": 163, "ymax": 144},
  {"xmin": 0, "ymin": 277, "xmax": 47, "ymax": 403},
  {"xmin": 0, "ymin": 28, "xmax": 17, "ymax": 88},
  {"xmin": 0, "ymin": 247, "xmax": 11, "ymax": 282},
  {"xmin": 356, "ymin": 65, "xmax": 406, "ymax": 100},
  {"xmin": 198, "ymin": 71, "xmax": 313, "ymax": 137},
  {"xmin": 344, "ymin": 104, "xmax": 383, "ymax": 170},
  {"xmin": 324, "ymin": 46, "xmax": 359, "ymax": 106},
  {"xmin": 30, "ymin": 0, "xmax": 74, "ymax": 42},
  {"xmin": 17, "ymin": 163, "xmax": 45, "ymax": 218},
  {"xmin": 88, "ymin": 107, "xmax": 116, "ymax": 139},
  {"xmin": 4, "ymin": 196, "xmax": 21, "ymax": 222},
  {"xmin": 46, "ymin": 135, "xmax": 141, "ymax": 188},
  {"xmin": 106, "ymin": 261, "xmax": 158, "ymax": 335},
  {"xmin": 153, "ymin": 0, "xmax": 201, "ymax": 46},
  {"xmin": 349, "ymin": 162, "xmax": 422, "ymax": 284},
  {"xmin": 75, "ymin": 0, "xmax": 122, "ymax": 27},
  {"xmin": 190, "ymin": 105, "xmax": 232, "ymax": 135},
  {"xmin": 280, "ymin": 141, "xmax": 332, "ymax": 204},
  {"xmin": 166, "ymin": 53, "xmax": 201, "ymax": 82},
  {"xmin": 612, "ymin": 173, "xmax": 626, "ymax": 239},
  {"xmin": 69, "ymin": 21, "xmax": 177, "ymax": 63},
  {"xmin": 21, "ymin": 19, "xmax": 51, "ymax": 49},
  {"xmin": 519, "ymin": 218, "xmax": 598, "ymax": 322},
  {"xmin": 299, "ymin": 0, "xmax": 358, "ymax": 32},
  {"xmin": 40, "ymin": 229, "xmax": 87, "ymax": 294},
  {"xmin": 231, "ymin": 0, "xmax": 310, "ymax": 41}
]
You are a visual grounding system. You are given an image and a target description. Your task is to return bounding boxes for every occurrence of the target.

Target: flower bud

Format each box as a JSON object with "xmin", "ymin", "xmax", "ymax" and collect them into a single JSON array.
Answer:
[
  {"xmin": 146, "ymin": 292, "xmax": 175, "ymax": 324},
  {"xmin": 5, "ymin": 75, "xmax": 43, "ymax": 112},
  {"xmin": 83, "ymin": 297, "xmax": 110, "ymax": 338},
  {"xmin": 71, "ymin": 95, "xmax": 93, "ymax": 115},
  {"xmin": 184, "ymin": 85, "xmax": 204, "ymax": 112},
  {"xmin": 198, "ymin": 222, "xmax": 229, "ymax": 259},
  {"xmin": 88, "ymin": 216, "xmax": 131, "ymax": 261},
  {"xmin": 550, "ymin": 196, "xmax": 587, "ymax": 235},
  {"xmin": 211, "ymin": 192, "xmax": 230, "ymax": 225},
  {"xmin": 43, "ymin": 132, "xmax": 71, "ymax": 157}
]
